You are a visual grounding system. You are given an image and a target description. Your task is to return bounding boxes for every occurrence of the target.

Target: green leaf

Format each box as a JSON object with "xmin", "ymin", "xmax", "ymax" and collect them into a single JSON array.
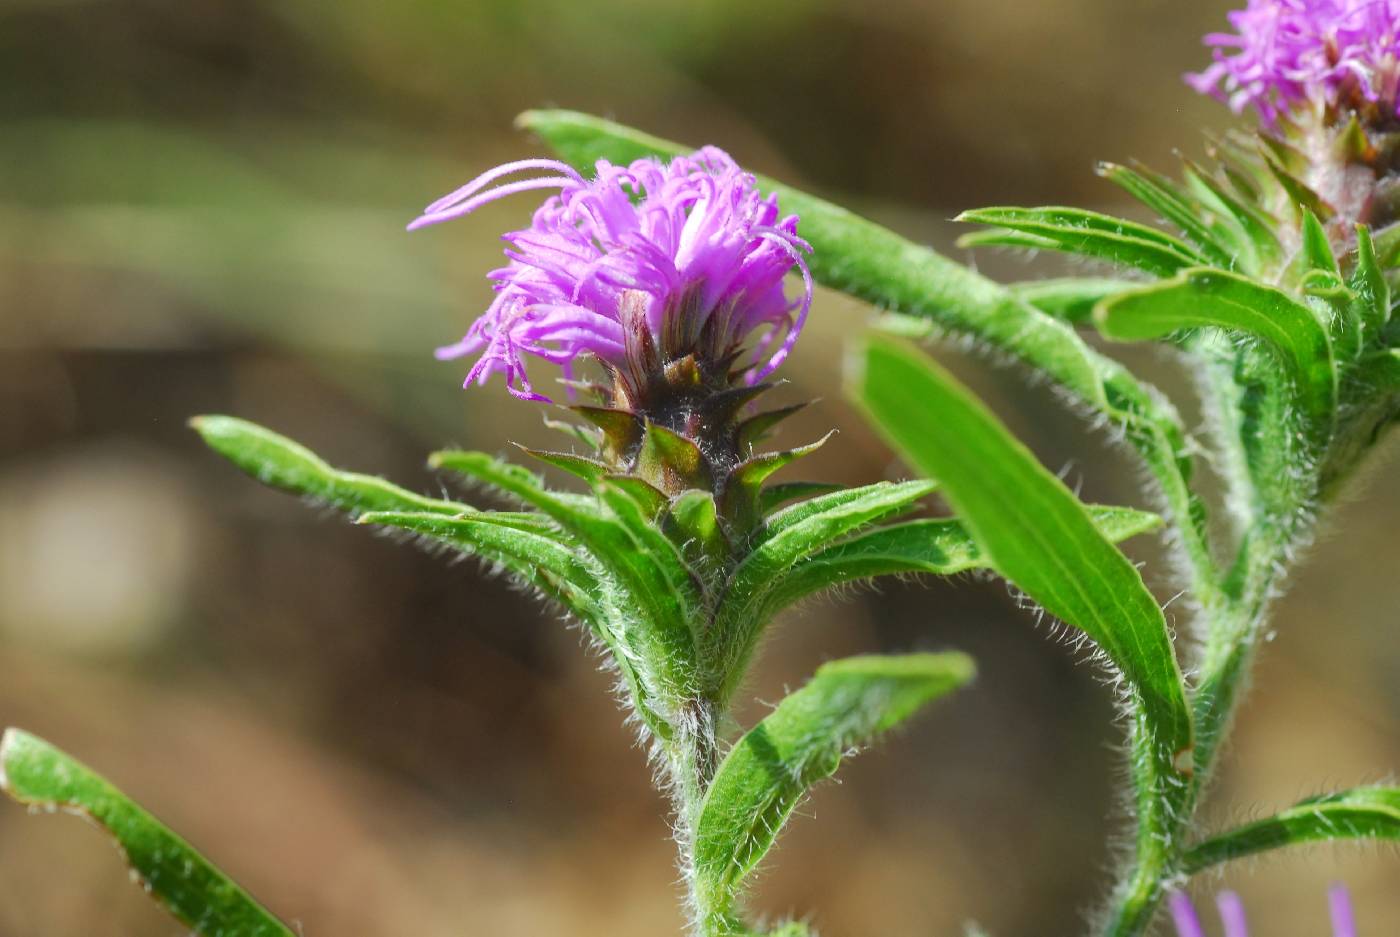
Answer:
[
  {"xmin": 1095, "ymin": 162, "xmax": 1237, "ymax": 269},
  {"xmin": 1009, "ymin": 278, "xmax": 1138, "ymax": 325},
  {"xmin": 0, "ymin": 729, "xmax": 294, "ymax": 937},
  {"xmin": 356, "ymin": 510, "xmax": 601, "ymax": 620},
  {"xmin": 1095, "ymin": 268, "xmax": 1337, "ymax": 427},
  {"xmin": 1182, "ymin": 787, "xmax": 1400, "ymax": 873},
  {"xmin": 692, "ymin": 654, "xmax": 973, "ymax": 914},
  {"xmin": 707, "ymin": 479, "xmax": 939, "ymax": 700},
  {"xmin": 432, "ymin": 450, "xmax": 702, "ymax": 709},
  {"xmin": 766, "ymin": 504, "xmax": 1162, "ymax": 613},
  {"xmin": 849, "ymin": 335, "xmax": 1193, "ymax": 773},
  {"xmin": 190, "ymin": 415, "xmax": 467, "ymax": 518},
  {"xmin": 757, "ymin": 479, "xmax": 938, "ymax": 545},
  {"xmin": 521, "ymin": 447, "xmax": 608, "ymax": 484},
  {"xmin": 1181, "ymin": 161, "xmax": 1283, "ymax": 270},
  {"xmin": 956, "ymin": 206, "xmax": 1204, "ymax": 277},
  {"xmin": 756, "ymin": 482, "xmax": 844, "ymax": 516}
]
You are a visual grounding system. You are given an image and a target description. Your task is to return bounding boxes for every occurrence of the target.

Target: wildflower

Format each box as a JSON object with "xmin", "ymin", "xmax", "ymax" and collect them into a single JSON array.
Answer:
[
  {"xmin": 1187, "ymin": 0, "xmax": 1400, "ymax": 126},
  {"xmin": 1169, "ymin": 885, "xmax": 1357, "ymax": 937},
  {"xmin": 410, "ymin": 149, "xmax": 812, "ymax": 407}
]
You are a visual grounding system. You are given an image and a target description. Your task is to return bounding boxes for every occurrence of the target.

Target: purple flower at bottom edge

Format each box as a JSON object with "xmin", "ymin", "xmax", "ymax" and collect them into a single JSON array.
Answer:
[
  {"xmin": 1186, "ymin": 0, "xmax": 1400, "ymax": 126},
  {"xmin": 1169, "ymin": 884, "xmax": 1357, "ymax": 936},
  {"xmin": 408, "ymin": 148, "xmax": 812, "ymax": 403}
]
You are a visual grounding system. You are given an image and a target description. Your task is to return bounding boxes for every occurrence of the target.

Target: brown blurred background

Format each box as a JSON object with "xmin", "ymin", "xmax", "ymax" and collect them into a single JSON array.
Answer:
[{"xmin": 0, "ymin": 0, "xmax": 1397, "ymax": 934}]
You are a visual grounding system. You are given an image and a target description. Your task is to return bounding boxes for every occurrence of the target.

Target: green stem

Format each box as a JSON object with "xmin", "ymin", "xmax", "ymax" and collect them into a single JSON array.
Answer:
[
  {"xmin": 1101, "ymin": 506, "xmax": 1299, "ymax": 935},
  {"xmin": 671, "ymin": 696, "xmax": 739, "ymax": 937}
]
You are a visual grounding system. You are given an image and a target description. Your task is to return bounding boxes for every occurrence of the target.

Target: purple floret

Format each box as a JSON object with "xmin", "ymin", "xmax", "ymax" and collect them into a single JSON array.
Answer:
[
  {"xmin": 1169, "ymin": 885, "xmax": 1358, "ymax": 936},
  {"xmin": 410, "ymin": 149, "xmax": 812, "ymax": 402},
  {"xmin": 1187, "ymin": 0, "xmax": 1400, "ymax": 125}
]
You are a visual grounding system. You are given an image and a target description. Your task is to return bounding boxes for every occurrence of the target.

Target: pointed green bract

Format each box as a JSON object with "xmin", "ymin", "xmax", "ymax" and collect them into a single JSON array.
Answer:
[
  {"xmin": 1182, "ymin": 787, "xmax": 1400, "ymax": 873},
  {"xmin": 692, "ymin": 654, "xmax": 973, "ymax": 920},
  {"xmin": 1096, "ymin": 268, "xmax": 1338, "ymax": 429},
  {"xmin": 191, "ymin": 415, "xmax": 468, "ymax": 517},
  {"xmin": 1095, "ymin": 162, "xmax": 1237, "ymax": 268},
  {"xmin": 849, "ymin": 334, "xmax": 1193, "ymax": 773},
  {"xmin": 955, "ymin": 206, "xmax": 1205, "ymax": 277},
  {"xmin": 0, "ymin": 729, "xmax": 295, "ymax": 937},
  {"xmin": 1349, "ymin": 225, "xmax": 1391, "ymax": 339}
]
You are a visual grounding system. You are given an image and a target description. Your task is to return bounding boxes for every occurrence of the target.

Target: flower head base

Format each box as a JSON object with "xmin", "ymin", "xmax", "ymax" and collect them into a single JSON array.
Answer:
[
  {"xmin": 413, "ymin": 149, "xmax": 812, "ymax": 407},
  {"xmin": 1169, "ymin": 885, "xmax": 1356, "ymax": 937},
  {"xmin": 1188, "ymin": 1, "xmax": 1400, "ymax": 128}
]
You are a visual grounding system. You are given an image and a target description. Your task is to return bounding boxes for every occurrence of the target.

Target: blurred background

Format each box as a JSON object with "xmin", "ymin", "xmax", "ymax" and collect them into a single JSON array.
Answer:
[{"xmin": 1, "ymin": 0, "xmax": 1397, "ymax": 934}]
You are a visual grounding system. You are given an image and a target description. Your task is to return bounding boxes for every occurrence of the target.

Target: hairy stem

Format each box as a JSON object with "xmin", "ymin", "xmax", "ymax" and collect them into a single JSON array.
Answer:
[{"xmin": 1102, "ymin": 363, "xmax": 1312, "ymax": 935}]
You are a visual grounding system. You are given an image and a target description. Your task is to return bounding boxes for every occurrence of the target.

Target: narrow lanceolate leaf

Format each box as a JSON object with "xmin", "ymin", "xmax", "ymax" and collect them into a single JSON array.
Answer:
[
  {"xmin": 850, "ymin": 335, "xmax": 1193, "ymax": 773},
  {"xmin": 356, "ymin": 510, "xmax": 602, "ymax": 621},
  {"xmin": 432, "ymin": 450, "xmax": 701, "ymax": 714},
  {"xmin": 756, "ymin": 482, "xmax": 844, "ymax": 516},
  {"xmin": 1182, "ymin": 787, "xmax": 1400, "ymax": 873},
  {"xmin": 955, "ymin": 207, "xmax": 1205, "ymax": 277},
  {"xmin": 1095, "ymin": 162, "xmax": 1237, "ymax": 269},
  {"xmin": 0, "ymin": 729, "xmax": 294, "ymax": 937},
  {"xmin": 191, "ymin": 415, "xmax": 468, "ymax": 518},
  {"xmin": 707, "ymin": 480, "xmax": 939, "ymax": 701},
  {"xmin": 1096, "ymin": 268, "xmax": 1337, "ymax": 428},
  {"xmin": 765, "ymin": 505, "xmax": 1162, "ymax": 615},
  {"xmin": 693, "ymin": 654, "xmax": 973, "ymax": 913},
  {"xmin": 1181, "ymin": 161, "xmax": 1283, "ymax": 270}
]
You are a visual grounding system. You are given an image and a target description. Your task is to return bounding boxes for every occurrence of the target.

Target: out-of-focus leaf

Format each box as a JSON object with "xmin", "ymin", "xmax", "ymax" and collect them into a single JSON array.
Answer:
[
  {"xmin": 1095, "ymin": 268, "xmax": 1337, "ymax": 427},
  {"xmin": 0, "ymin": 729, "xmax": 295, "ymax": 937},
  {"xmin": 955, "ymin": 206, "xmax": 1204, "ymax": 277},
  {"xmin": 1182, "ymin": 787, "xmax": 1400, "ymax": 873},
  {"xmin": 692, "ymin": 654, "xmax": 973, "ymax": 915},
  {"xmin": 850, "ymin": 335, "xmax": 1193, "ymax": 774},
  {"xmin": 191, "ymin": 415, "xmax": 467, "ymax": 518}
]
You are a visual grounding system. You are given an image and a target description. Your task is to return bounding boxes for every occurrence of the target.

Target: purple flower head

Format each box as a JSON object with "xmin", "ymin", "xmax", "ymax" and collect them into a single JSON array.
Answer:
[
  {"xmin": 1169, "ymin": 884, "xmax": 1357, "ymax": 937},
  {"xmin": 410, "ymin": 149, "xmax": 812, "ymax": 404},
  {"xmin": 1187, "ymin": 0, "xmax": 1400, "ymax": 126}
]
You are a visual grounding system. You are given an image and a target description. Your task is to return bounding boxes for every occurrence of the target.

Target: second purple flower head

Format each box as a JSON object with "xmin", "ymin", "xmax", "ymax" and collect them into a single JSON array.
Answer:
[{"xmin": 411, "ymin": 148, "xmax": 812, "ymax": 407}]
